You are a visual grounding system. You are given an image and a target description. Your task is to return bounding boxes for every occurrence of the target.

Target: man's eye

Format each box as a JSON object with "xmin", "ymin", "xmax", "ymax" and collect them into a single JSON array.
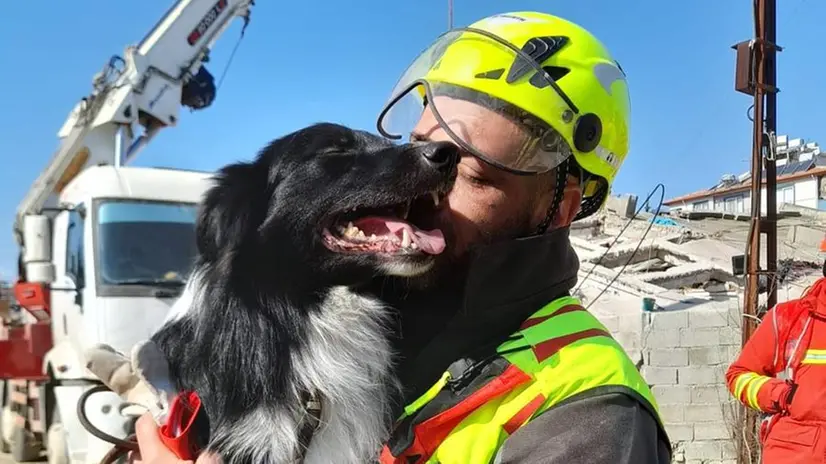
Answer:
[{"xmin": 462, "ymin": 171, "xmax": 489, "ymax": 186}]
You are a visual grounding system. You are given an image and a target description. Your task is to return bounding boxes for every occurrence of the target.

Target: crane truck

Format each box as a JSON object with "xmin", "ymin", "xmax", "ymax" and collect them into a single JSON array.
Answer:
[{"xmin": 0, "ymin": 1, "xmax": 255, "ymax": 462}]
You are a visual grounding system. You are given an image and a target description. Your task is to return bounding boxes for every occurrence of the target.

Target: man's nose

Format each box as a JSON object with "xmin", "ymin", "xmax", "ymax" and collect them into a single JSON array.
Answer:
[{"xmin": 419, "ymin": 141, "xmax": 459, "ymax": 173}]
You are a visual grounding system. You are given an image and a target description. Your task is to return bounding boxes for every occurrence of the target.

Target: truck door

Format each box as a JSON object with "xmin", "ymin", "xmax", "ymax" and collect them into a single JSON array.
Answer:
[{"xmin": 51, "ymin": 207, "xmax": 85, "ymax": 348}]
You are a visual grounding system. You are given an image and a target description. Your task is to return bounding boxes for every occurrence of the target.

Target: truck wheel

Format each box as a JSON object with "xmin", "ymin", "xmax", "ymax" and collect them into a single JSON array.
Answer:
[
  {"xmin": 46, "ymin": 423, "xmax": 69, "ymax": 464},
  {"xmin": 10, "ymin": 423, "xmax": 41, "ymax": 462},
  {"xmin": 0, "ymin": 406, "xmax": 11, "ymax": 453}
]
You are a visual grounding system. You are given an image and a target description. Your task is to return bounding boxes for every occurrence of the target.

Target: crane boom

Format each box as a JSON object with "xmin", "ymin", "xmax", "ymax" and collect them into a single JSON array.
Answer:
[{"xmin": 14, "ymin": 0, "xmax": 254, "ymax": 245}]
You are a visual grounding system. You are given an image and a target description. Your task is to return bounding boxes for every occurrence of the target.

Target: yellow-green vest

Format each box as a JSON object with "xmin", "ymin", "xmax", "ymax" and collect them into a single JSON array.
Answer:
[{"xmin": 380, "ymin": 296, "xmax": 664, "ymax": 464}]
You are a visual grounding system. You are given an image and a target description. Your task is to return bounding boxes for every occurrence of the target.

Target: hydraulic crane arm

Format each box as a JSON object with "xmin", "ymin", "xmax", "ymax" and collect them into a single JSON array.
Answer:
[{"xmin": 14, "ymin": 0, "xmax": 255, "ymax": 245}]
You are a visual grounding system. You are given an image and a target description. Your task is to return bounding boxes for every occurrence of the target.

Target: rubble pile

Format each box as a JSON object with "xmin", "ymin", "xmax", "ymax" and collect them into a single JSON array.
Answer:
[{"xmin": 572, "ymin": 197, "xmax": 825, "ymax": 309}]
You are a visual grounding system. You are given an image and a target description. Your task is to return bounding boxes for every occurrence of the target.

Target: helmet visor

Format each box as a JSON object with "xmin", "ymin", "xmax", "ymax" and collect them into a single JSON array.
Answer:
[{"xmin": 377, "ymin": 27, "xmax": 578, "ymax": 174}]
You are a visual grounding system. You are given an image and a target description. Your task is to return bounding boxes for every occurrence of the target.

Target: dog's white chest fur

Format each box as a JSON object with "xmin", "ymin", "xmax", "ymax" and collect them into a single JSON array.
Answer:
[{"xmin": 206, "ymin": 286, "xmax": 398, "ymax": 464}]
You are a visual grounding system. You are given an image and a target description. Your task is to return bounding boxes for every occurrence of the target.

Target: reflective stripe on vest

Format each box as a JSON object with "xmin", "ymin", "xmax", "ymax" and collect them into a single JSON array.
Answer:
[{"xmin": 380, "ymin": 296, "xmax": 663, "ymax": 464}]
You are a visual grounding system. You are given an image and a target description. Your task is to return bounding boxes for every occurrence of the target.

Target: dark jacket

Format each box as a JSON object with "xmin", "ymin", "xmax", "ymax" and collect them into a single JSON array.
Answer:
[{"xmin": 370, "ymin": 226, "xmax": 672, "ymax": 463}]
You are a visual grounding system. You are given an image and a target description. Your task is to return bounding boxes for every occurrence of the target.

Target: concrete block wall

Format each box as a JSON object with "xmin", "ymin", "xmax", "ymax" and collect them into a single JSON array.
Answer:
[
  {"xmin": 592, "ymin": 293, "xmax": 745, "ymax": 464},
  {"xmin": 639, "ymin": 299, "xmax": 743, "ymax": 464}
]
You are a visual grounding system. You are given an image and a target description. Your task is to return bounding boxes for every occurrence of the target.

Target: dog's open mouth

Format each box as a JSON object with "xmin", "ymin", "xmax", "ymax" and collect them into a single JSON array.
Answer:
[{"xmin": 322, "ymin": 191, "xmax": 446, "ymax": 255}]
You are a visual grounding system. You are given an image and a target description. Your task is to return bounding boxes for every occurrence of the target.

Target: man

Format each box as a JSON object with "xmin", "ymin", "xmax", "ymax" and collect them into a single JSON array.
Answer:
[
  {"xmin": 131, "ymin": 11, "xmax": 671, "ymax": 463},
  {"xmin": 726, "ymin": 246, "xmax": 826, "ymax": 463}
]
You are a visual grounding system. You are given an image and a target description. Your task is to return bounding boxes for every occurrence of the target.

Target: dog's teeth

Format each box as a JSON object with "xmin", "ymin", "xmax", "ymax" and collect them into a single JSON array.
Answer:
[
  {"xmin": 401, "ymin": 228, "xmax": 411, "ymax": 248},
  {"xmin": 343, "ymin": 222, "xmax": 362, "ymax": 238},
  {"xmin": 431, "ymin": 191, "xmax": 440, "ymax": 207},
  {"xmin": 370, "ymin": 234, "xmax": 377, "ymax": 241},
  {"xmin": 337, "ymin": 226, "xmax": 345, "ymax": 234},
  {"xmin": 410, "ymin": 242, "xmax": 418, "ymax": 249},
  {"xmin": 402, "ymin": 200, "xmax": 412, "ymax": 220}
]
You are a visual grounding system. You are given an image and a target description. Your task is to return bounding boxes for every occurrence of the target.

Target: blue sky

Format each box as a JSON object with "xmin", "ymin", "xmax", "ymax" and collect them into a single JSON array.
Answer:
[{"xmin": 0, "ymin": 0, "xmax": 823, "ymax": 277}]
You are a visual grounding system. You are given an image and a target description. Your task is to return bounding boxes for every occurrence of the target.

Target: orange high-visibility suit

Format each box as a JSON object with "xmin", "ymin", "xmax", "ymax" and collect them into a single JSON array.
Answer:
[{"xmin": 726, "ymin": 277, "xmax": 826, "ymax": 463}]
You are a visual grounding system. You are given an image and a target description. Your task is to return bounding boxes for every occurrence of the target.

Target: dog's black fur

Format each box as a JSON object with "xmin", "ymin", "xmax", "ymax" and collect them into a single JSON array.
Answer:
[{"xmin": 148, "ymin": 123, "xmax": 458, "ymax": 463}]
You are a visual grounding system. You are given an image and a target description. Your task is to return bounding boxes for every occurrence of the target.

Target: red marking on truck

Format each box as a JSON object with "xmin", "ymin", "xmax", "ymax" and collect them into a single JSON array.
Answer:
[{"xmin": 187, "ymin": 0, "xmax": 229, "ymax": 46}]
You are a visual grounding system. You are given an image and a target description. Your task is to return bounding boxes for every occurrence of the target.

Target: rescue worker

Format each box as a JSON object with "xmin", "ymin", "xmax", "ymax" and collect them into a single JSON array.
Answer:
[
  {"xmin": 726, "ymin": 243, "xmax": 826, "ymax": 463},
  {"xmin": 131, "ymin": 11, "xmax": 672, "ymax": 463}
]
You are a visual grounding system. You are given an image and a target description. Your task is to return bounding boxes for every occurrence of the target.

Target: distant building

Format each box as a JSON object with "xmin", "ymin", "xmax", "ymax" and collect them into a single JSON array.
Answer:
[{"xmin": 664, "ymin": 134, "xmax": 826, "ymax": 213}]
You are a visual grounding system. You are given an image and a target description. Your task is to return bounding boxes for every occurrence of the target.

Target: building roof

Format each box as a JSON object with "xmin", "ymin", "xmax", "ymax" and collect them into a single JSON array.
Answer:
[{"xmin": 664, "ymin": 155, "xmax": 826, "ymax": 206}]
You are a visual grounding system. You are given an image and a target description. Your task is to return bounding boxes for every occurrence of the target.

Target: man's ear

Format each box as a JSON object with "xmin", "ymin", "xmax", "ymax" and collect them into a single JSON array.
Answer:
[{"xmin": 552, "ymin": 174, "xmax": 583, "ymax": 229}]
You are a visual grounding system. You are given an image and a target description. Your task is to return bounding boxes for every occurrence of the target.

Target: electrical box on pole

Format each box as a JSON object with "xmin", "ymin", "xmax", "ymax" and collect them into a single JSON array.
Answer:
[{"xmin": 733, "ymin": 41, "xmax": 755, "ymax": 95}]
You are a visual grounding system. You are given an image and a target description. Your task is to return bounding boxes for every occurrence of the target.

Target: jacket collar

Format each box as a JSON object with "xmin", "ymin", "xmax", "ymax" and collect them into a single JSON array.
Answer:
[
  {"xmin": 461, "ymin": 225, "xmax": 580, "ymax": 318},
  {"xmin": 802, "ymin": 277, "xmax": 826, "ymax": 317}
]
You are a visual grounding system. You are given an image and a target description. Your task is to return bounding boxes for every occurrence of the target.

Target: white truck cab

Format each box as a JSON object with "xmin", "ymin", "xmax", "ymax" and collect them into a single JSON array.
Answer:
[{"xmin": 41, "ymin": 165, "xmax": 213, "ymax": 463}]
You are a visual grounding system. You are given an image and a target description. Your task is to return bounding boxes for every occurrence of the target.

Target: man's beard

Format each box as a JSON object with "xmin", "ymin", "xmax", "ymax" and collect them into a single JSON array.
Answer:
[{"xmin": 400, "ymin": 209, "xmax": 535, "ymax": 291}]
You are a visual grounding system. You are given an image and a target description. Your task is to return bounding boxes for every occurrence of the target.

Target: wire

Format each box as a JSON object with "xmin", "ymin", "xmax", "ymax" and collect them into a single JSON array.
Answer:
[
  {"xmin": 215, "ymin": 20, "xmax": 250, "ymax": 91},
  {"xmin": 579, "ymin": 183, "xmax": 666, "ymax": 310},
  {"xmin": 77, "ymin": 384, "xmax": 138, "ymax": 449},
  {"xmin": 77, "ymin": 384, "xmax": 140, "ymax": 463},
  {"xmin": 573, "ymin": 203, "xmax": 640, "ymax": 295}
]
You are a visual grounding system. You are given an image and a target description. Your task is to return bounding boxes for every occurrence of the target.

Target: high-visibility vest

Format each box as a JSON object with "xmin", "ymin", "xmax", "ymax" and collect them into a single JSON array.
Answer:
[{"xmin": 380, "ymin": 296, "xmax": 665, "ymax": 464}]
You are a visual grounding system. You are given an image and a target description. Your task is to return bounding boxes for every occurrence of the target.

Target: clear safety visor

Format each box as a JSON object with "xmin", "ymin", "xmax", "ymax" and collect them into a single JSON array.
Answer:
[{"xmin": 377, "ymin": 27, "xmax": 580, "ymax": 175}]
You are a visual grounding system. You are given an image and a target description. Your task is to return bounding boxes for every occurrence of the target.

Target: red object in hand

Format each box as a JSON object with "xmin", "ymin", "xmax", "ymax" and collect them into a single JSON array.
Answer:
[{"xmin": 159, "ymin": 391, "xmax": 203, "ymax": 460}]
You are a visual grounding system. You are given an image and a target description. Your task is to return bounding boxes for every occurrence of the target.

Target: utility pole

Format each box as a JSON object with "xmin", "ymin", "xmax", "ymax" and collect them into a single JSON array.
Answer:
[
  {"xmin": 733, "ymin": 0, "xmax": 780, "ymax": 462},
  {"xmin": 447, "ymin": 0, "xmax": 454, "ymax": 29}
]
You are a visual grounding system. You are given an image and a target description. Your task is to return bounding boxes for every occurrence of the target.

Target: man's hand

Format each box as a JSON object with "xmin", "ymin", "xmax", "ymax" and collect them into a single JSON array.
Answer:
[
  {"xmin": 775, "ymin": 380, "xmax": 797, "ymax": 414},
  {"xmin": 86, "ymin": 341, "xmax": 178, "ymax": 428},
  {"xmin": 130, "ymin": 414, "xmax": 220, "ymax": 464},
  {"xmin": 780, "ymin": 381, "xmax": 799, "ymax": 414}
]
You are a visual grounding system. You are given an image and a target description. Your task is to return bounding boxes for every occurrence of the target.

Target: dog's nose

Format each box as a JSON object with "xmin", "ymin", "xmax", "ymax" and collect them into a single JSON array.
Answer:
[{"xmin": 420, "ymin": 142, "xmax": 459, "ymax": 171}]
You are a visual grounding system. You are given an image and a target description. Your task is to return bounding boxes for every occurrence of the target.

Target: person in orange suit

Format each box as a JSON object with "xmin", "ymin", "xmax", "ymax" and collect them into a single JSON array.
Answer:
[{"xmin": 726, "ymin": 249, "xmax": 826, "ymax": 463}]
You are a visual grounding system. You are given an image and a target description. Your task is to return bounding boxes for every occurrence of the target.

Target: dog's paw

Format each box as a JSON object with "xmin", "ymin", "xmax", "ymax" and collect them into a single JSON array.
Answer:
[{"xmin": 84, "ymin": 343, "xmax": 140, "ymax": 396}]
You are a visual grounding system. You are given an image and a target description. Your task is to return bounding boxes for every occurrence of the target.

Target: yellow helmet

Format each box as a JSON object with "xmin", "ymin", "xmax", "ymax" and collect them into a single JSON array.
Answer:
[{"xmin": 377, "ymin": 12, "xmax": 630, "ymax": 220}]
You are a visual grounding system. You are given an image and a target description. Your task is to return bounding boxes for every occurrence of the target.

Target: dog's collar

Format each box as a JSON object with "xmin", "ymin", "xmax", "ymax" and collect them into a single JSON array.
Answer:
[{"xmin": 294, "ymin": 390, "xmax": 323, "ymax": 462}]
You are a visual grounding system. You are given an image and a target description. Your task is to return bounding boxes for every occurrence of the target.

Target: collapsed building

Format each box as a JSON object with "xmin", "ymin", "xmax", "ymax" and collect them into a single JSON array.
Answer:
[{"xmin": 572, "ymin": 194, "xmax": 825, "ymax": 463}]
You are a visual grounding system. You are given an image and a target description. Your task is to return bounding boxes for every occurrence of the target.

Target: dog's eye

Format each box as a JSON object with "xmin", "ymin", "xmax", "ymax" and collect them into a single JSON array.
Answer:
[{"xmin": 319, "ymin": 148, "xmax": 346, "ymax": 156}]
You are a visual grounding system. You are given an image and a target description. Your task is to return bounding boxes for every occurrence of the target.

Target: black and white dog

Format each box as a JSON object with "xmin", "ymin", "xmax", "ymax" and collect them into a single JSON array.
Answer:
[{"xmin": 148, "ymin": 123, "xmax": 458, "ymax": 463}]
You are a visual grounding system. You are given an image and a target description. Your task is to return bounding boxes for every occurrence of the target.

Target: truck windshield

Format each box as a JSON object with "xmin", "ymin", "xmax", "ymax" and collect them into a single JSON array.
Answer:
[{"xmin": 96, "ymin": 200, "xmax": 198, "ymax": 286}]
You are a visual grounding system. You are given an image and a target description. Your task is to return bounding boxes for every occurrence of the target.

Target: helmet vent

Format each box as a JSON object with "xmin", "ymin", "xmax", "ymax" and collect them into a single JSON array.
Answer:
[
  {"xmin": 506, "ymin": 36, "xmax": 569, "ymax": 84},
  {"xmin": 530, "ymin": 66, "xmax": 570, "ymax": 88},
  {"xmin": 474, "ymin": 68, "xmax": 506, "ymax": 80}
]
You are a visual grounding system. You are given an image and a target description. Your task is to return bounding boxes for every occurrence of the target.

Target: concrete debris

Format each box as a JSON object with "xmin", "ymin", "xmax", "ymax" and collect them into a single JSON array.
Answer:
[
  {"xmin": 675, "ymin": 209, "xmax": 801, "ymax": 221},
  {"xmin": 605, "ymin": 194, "xmax": 638, "ymax": 219},
  {"xmin": 628, "ymin": 258, "xmax": 672, "ymax": 273},
  {"xmin": 778, "ymin": 258, "xmax": 822, "ymax": 283},
  {"xmin": 573, "ymin": 194, "xmax": 825, "ymax": 312}
]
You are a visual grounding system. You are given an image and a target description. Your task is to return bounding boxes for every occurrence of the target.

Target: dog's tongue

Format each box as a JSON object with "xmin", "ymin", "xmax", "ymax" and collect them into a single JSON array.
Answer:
[
  {"xmin": 385, "ymin": 221, "xmax": 446, "ymax": 254},
  {"xmin": 354, "ymin": 217, "xmax": 446, "ymax": 254}
]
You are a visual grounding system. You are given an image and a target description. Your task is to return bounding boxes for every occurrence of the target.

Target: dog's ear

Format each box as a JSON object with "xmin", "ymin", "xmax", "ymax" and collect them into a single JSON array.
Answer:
[{"xmin": 196, "ymin": 161, "xmax": 272, "ymax": 262}]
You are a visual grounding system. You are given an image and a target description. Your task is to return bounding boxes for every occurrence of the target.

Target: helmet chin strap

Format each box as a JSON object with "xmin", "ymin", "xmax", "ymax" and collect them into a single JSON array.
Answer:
[{"xmin": 534, "ymin": 158, "xmax": 572, "ymax": 235}]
